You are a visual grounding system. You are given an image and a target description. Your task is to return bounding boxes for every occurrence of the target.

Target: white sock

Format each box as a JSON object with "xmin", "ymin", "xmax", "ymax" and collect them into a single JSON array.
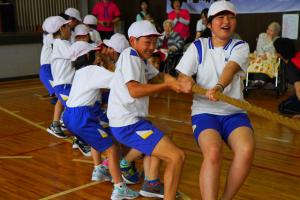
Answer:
[{"xmin": 114, "ymin": 182, "xmax": 125, "ymax": 188}]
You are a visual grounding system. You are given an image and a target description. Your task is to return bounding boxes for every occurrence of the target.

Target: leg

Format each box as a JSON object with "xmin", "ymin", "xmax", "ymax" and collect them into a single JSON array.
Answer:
[
  {"xmin": 151, "ymin": 136, "xmax": 185, "ymax": 200},
  {"xmin": 147, "ymin": 156, "xmax": 161, "ymax": 180},
  {"xmin": 105, "ymin": 144, "xmax": 122, "ymax": 184},
  {"xmin": 91, "ymin": 147, "xmax": 101, "ymax": 166},
  {"xmin": 198, "ymin": 129, "xmax": 223, "ymax": 200},
  {"xmin": 53, "ymin": 100, "xmax": 63, "ymax": 121},
  {"xmin": 221, "ymin": 127, "xmax": 255, "ymax": 200}
]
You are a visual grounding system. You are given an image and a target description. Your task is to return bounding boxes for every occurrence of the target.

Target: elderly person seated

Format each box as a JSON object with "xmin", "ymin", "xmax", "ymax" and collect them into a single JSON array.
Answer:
[
  {"xmin": 247, "ymin": 21, "xmax": 281, "ymax": 87},
  {"xmin": 157, "ymin": 19, "xmax": 184, "ymax": 55}
]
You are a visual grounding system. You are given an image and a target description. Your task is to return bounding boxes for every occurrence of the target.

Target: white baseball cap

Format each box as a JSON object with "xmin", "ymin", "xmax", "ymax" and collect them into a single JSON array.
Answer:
[
  {"xmin": 128, "ymin": 20, "xmax": 161, "ymax": 38},
  {"xmin": 103, "ymin": 33, "xmax": 129, "ymax": 53},
  {"xmin": 208, "ymin": 1, "xmax": 236, "ymax": 18},
  {"xmin": 65, "ymin": 8, "xmax": 82, "ymax": 21},
  {"xmin": 83, "ymin": 15, "xmax": 98, "ymax": 26},
  {"xmin": 42, "ymin": 16, "xmax": 71, "ymax": 34},
  {"xmin": 74, "ymin": 24, "xmax": 90, "ymax": 36},
  {"xmin": 71, "ymin": 41, "xmax": 99, "ymax": 61}
]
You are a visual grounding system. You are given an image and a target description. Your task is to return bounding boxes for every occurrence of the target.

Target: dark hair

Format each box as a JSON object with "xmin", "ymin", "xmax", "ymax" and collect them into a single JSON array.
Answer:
[
  {"xmin": 72, "ymin": 50, "xmax": 96, "ymax": 70},
  {"xmin": 171, "ymin": 0, "xmax": 182, "ymax": 9},
  {"xmin": 273, "ymin": 37, "xmax": 295, "ymax": 60},
  {"xmin": 59, "ymin": 13, "xmax": 69, "ymax": 20},
  {"xmin": 200, "ymin": 8, "xmax": 209, "ymax": 18},
  {"xmin": 207, "ymin": 10, "xmax": 236, "ymax": 24},
  {"xmin": 139, "ymin": 0, "xmax": 149, "ymax": 11}
]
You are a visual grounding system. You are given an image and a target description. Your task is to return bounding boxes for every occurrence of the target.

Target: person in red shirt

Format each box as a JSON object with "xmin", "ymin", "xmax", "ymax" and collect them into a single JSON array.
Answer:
[
  {"xmin": 92, "ymin": 0, "xmax": 120, "ymax": 40},
  {"xmin": 168, "ymin": 0, "xmax": 190, "ymax": 40}
]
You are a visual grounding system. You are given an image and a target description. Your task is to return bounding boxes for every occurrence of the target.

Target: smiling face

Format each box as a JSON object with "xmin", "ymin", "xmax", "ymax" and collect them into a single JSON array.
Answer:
[
  {"xmin": 130, "ymin": 35, "xmax": 158, "ymax": 59},
  {"xmin": 208, "ymin": 11, "xmax": 236, "ymax": 41},
  {"xmin": 173, "ymin": 0, "xmax": 181, "ymax": 10}
]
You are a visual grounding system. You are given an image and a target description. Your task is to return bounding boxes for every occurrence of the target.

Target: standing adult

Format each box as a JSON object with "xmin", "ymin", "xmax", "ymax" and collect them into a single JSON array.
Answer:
[
  {"xmin": 168, "ymin": 0, "xmax": 190, "ymax": 41},
  {"xmin": 92, "ymin": 0, "xmax": 121, "ymax": 40}
]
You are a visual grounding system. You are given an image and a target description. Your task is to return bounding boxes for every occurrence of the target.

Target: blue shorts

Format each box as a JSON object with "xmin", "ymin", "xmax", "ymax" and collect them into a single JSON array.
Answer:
[
  {"xmin": 63, "ymin": 105, "xmax": 114, "ymax": 152},
  {"xmin": 191, "ymin": 113, "xmax": 253, "ymax": 143},
  {"xmin": 39, "ymin": 64, "xmax": 54, "ymax": 95},
  {"xmin": 53, "ymin": 84, "xmax": 71, "ymax": 107},
  {"xmin": 110, "ymin": 120, "xmax": 164, "ymax": 156}
]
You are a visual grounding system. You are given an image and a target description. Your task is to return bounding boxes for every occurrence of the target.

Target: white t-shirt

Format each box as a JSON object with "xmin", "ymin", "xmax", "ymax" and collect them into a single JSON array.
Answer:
[
  {"xmin": 107, "ymin": 47, "xmax": 159, "ymax": 127},
  {"xmin": 51, "ymin": 38, "xmax": 75, "ymax": 86},
  {"xmin": 40, "ymin": 34, "xmax": 54, "ymax": 65},
  {"xmin": 176, "ymin": 37, "xmax": 249, "ymax": 116},
  {"xmin": 67, "ymin": 65, "xmax": 114, "ymax": 107},
  {"xmin": 196, "ymin": 19, "xmax": 206, "ymax": 32},
  {"xmin": 89, "ymin": 29, "xmax": 102, "ymax": 45}
]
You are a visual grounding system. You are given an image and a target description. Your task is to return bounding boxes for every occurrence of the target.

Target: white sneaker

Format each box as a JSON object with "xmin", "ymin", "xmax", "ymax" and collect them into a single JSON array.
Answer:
[
  {"xmin": 111, "ymin": 183, "xmax": 139, "ymax": 200},
  {"xmin": 91, "ymin": 164, "xmax": 112, "ymax": 182}
]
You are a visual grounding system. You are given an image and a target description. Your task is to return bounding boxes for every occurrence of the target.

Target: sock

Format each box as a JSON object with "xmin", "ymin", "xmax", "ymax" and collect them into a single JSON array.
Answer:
[
  {"xmin": 120, "ymin": 158, "xmax": 130, "ymax": 169},
  {"xmin": 114, "ymin": 182, "xmax": 125, "ymax": 188},
  {"xmin": 52, "ymin": 121, "xmax": 60, "ymax": 126},
  {"xmin": 101, "ymin": 158, "xmax": 109, "ymax": 169},
  {"xmin": 148, "ymin": 178, "xmax": 160, "ymax": 185}
]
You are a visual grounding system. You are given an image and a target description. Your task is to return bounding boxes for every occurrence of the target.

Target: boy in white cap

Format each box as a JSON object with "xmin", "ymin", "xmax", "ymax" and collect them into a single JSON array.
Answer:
[
  {"xmin": 63, "ymin": 41, "xmax": 139, "ymax": 200},
  {"xmin": 40, "ymin": 17, "xmax": 55, "ymax": 99},
  {"xmin": 83, "ymin": 15, "xmax": 102, "ymax": 45},
  {"xmin": 64, "ymin": 8, "xmax": 82, "ymax": 43},
  {"xmin": 107, "ymin": 20, "xmax": 185, "ymax": 200},
  {"xmin": 74, "ymin": 24, "xmax": 90, "ymax": 42},
  {"xmin": 176, "ymin": 1, "xmax": 254, "ymax": 200}
]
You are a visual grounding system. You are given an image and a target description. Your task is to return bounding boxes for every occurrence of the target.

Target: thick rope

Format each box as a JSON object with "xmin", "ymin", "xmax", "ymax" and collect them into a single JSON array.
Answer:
[{"xmin": 192, "ymin": 84, "xmax": 300, "ymax": 131}]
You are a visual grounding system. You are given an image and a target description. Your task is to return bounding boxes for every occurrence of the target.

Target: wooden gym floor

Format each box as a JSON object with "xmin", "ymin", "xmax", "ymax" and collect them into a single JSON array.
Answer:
[{"xmin": 0, "ymin": 78, "xmax": 299, "ymax": 200}]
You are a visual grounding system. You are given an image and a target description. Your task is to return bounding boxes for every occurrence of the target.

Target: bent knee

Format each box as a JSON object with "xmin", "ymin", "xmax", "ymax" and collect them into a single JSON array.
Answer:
[{"xmin": 203, "ymin": 146, "xmax": 222, "ymax": 165}]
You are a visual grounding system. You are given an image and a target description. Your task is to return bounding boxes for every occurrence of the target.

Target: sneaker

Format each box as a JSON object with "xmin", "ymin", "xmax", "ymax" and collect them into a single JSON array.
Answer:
[
  {"xmin": 60, "ymin": 119, "xmax": 67, "ymax": 131},
  {"xmin": 73, "ymin": 138, "xmax": 91, "ymax": 157},
  {"xmin": 91, "ymin": 164, "xmax": 112, "ymax": 182},
  {"xmin": 120, "ymin": 163, "xmax": 140, "ymax": 184},
  {"xmin": 72, "ymin": 137, "xmax": 79, "ymax": 149},
  {"xmin": 139, "ymin": 180, "xmax": 164, "ymax": 198},
  {"xmin": 47, "ymin": 121, "xmax": 67, "ymax": 138},
  {"xmin": 111, "ymin": 183, "xmax": 139, "ymax": 200}
]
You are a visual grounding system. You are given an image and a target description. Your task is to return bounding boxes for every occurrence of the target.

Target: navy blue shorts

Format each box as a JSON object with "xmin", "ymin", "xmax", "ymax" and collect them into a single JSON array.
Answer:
[
  {"xmin": 63, "ymin": 105, "xmax": 114, "ymax": 152},
  {"xmin": 110, "ymin": 120, "xmax": 164, "ymax": 156},
  {"xmin": 191, "ymin": 113, "xmax": 253, "ymax": 143},
  {"xmin": 39, "ymin": 64, "xmax": 54, "ymax": 95},
  {"xmin": 53, "ymin": 84, "xmax": 71, "ymax": 107}
]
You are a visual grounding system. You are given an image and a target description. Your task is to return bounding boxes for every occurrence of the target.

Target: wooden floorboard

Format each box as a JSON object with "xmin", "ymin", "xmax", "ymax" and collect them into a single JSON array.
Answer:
[{"xmin": 0, "ymin": 78, "xmax": 299, "ymax": 199}]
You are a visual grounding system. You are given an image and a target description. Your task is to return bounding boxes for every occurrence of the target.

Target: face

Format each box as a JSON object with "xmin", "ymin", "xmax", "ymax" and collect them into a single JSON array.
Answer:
[
  {"xmin": 201, "ymin": 13, "xmax": 208, "ymax": 25},
  {"xmin": 141, "ymin": 2, "xmax": 148, "ymax": 11},
  {"xmin": 130, "ymin": 36, "xmax": 158, "ymax": 59},
  {"xmin": 208, "ymin": 12, "xmax": 236, "ymax": 41},
  {"xmin": 69, "ymin": 19, "xmax": 79, "ymax": 29},
  {"xmin": 173, "ymin": 0, "xmax": 181, "ymax": 10},
  {"xmin": 163, "ymin": 22, "xmax": 172, "ymax": 34},
  {"xmin": 75, "ymin": 35, "xmax": 90, "ymax": 42},
  {"xmin": 266, "ymin": 25, "xmax": 276, "ymax": 38},
  {"xmin": 148, "ymin": 56, "xmax": 161, "ymax": 69},
  {"xmin": 60, "ymin": 24, "xmax": 71, "ymax": 40}
]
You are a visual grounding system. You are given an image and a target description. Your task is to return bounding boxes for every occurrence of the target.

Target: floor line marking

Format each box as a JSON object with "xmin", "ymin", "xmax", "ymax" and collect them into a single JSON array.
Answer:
[
  {"xmin": 0, "ymin": 106, "xmax": 73, "ymax": 144},
  {"xmin": 264, "ymin": 136, "xmax": 291, "ymax": 143},
  {"xmin": 72, "ymin": 159, "xmax": 94, "ymax": 164},
  {"xmin": 0, "ymin": 86, "xmax": 43, "ymax": 94},
  {"xmin": 39, "ymin": 181, "xmax": 100, "ymax": 200},
  {"xmin": 0, "ymin": 156, "xmax": 32, "ymax": 159},
  {"xmin": 178, "ymin": 191, "xmax": 192, "ymax": 200}
]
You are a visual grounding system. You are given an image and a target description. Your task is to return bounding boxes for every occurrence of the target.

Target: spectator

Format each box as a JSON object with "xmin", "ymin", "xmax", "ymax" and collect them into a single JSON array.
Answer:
[
  {"xmin": 136, "ymin": 0, "xmax": 154, "ymax": 23},
  {"xmin": 195, "ymin": 8, "xmax": 211, "ymax": 39},
  {"xmin": 168, "ymin": 0, "xmax": 190, "ymax": 40},
  {"xmin": 92, "ymin": 0, "xmax": 121, "ymax": 40}
]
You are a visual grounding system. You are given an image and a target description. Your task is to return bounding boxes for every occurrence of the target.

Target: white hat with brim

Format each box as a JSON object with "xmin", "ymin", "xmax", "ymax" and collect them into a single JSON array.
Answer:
[
  {"xmin": 65, "ymin": 8, "xmax": 82, "ymax": 21},
  {"xmin": 74, "ymin": 24, "xmax": 90, "ymax": 36},
  {"xmin": 83, "ymin": 15, "xmax": 97, "ymax": 26},
  {"xmin": 128, "ymin": 20, "xmax": 161, "ymax": 38},
  {"xmin": 43, "ymin": 16, "xmax": 71, "ymax": 34},
  {"xmin": 208, "ymin": 1, "xmax": 236, "ymax": 18},
  {"xmin": 71, "ymin": 41, "xmax": 100, "ymax": 61},
  {"xmin": 103, "ymin": 33, "xmax": 129, "ymax": 53}
]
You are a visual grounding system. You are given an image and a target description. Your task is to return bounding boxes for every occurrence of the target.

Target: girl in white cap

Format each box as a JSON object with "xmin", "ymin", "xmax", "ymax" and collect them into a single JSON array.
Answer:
[
  {"xmin": 176, "ymin": 1, "xmax": 255, "ymax": 200},
  {"xmin": 63, "ymin": 41, "xmax": 139, "ymax": 200},
  {"xmin": 83, "ymin": 15, "xmax": 102, "ymax": 45}
]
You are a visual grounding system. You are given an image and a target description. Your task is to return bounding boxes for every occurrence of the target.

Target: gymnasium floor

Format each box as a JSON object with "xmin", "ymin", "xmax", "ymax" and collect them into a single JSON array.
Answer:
[{"xmin": 0, "ymin": 78, "xmax": 299, "ymax": 200}]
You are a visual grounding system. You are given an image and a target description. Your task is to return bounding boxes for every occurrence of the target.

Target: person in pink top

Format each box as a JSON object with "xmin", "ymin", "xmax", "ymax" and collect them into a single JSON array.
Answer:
[
  {"xmin": 92, "ymin": 0, "xmax": 121, "ymax": 40},
  {"xmin": 168, "ymin": 0, "xmax": 190, "ymax": 40}
]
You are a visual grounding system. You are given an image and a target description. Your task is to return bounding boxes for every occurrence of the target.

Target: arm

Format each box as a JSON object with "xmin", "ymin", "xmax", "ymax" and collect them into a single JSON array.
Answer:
[
  {"xmin": 178, "ymin": 17, "xmax": 190, "ymax": 26},
  {"xmin": 294, "ymin": 81, "xmax": 300, "ymax": 100}
]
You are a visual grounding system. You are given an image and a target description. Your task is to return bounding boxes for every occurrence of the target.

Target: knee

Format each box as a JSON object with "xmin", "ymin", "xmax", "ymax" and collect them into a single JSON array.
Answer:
[
  {"xmin": 234, "ymin": 144, "xmax": 255, "ymax": 162},
  {"xmin": 203, "ymin": 146, "xmax": 222, "ymax": 165},
  {"xmin": 169, "ymin": 148, "xmax": 185, "ymax": 165}
]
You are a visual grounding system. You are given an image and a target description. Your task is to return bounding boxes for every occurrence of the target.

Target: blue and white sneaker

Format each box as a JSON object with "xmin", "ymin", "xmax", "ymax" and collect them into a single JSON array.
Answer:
[
  {"xmin": 120, "ymin": 163, "xmax": 140, "ymax": 184},
  {"xmin": 111, "ymin": 183, "xmax": 139, "ymax": 200},
  {"xmin": 91, "ymin": 164, "xmax": 112, "ymax": 182}
]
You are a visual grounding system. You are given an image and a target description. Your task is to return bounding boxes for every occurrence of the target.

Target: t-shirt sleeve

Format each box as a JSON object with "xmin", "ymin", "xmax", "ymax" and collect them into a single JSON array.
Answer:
[
  {"xmin": 92, "ymin": 3, "xmax": 99, "ymax": 16},
  {"xmin": 113, "ymin": 3, "xmax": 121, "ymax": 17},
  {"xmin": 229, "ymin": 42, "xmax": 250, "ymax": 73},
  {"xmin": 92, "ymin": 67, "xmax": 114, "ymax": 89},
  {"xmin": 146, "ymin": 63, "xmax": 159, "ymax": 80},
  {"xmin": 175, "ymin": 43, "xmax": 198, "ymax": 76},
  {"xmin": 121, "ymin": 55, "xmax": 142, "ymax": 84}
]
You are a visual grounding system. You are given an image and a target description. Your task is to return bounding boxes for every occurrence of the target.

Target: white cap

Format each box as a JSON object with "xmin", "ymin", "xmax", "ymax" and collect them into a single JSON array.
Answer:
[
  {"xmin": 103, "ymin": 33, "xmax": 129, "ymax": 53},
  {"xmin": 208, "ymin": 1, "xmax": 236, "ymax": 18},
  {"xmin": 74, "ymin": 24, "xmax": 90, "ymax": 36},
  {"xmin": 128, "ymin": 20, "xmax": 161, "ymax": 38},
  {"xmin": 83, "ymin": 15, "xmax": 97, "ymax": 26},
  {"xmin": 71, "ymin": 41, "xmax": 99, "ymax": 61},
  {"xmin": 42, "ymin": 16, "xmax": 71, "ymax": 34},
  {"xmin": 65, "ymin": 8, "xmax": 82, "ymax": 21}
]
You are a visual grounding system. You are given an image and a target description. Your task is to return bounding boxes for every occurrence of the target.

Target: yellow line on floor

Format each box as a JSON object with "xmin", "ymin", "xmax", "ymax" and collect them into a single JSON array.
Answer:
[
  {"xmin": 178, "ymin": 191, "xmax": 192, "ymax": 200},
  {"xmin": 0, "ymin": 106, "xmax": 73, "ymax": 144},
  {"xmin": 0, "ymin": 156, "xmax": 32, "ymax": 159},
  {"xmin": 39, "ymin": 181, "xmax": 100, "ymax": 200},
  {"xmin": 72, "ymin": 159, "xmax": 94, "ymax": 164},
  {"xmin": 0, "ymin": 86, "xmax": 43, "ymax": 94}
]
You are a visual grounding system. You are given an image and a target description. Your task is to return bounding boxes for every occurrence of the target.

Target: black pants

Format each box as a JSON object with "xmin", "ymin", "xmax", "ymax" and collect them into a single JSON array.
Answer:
[
  {"xmin": 98, "ymin": 31, "xmax": 114, "ymax": 40},
  {"xmin": 278, "ymin": 95, "xmax": 300, "ymax": 115}
]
